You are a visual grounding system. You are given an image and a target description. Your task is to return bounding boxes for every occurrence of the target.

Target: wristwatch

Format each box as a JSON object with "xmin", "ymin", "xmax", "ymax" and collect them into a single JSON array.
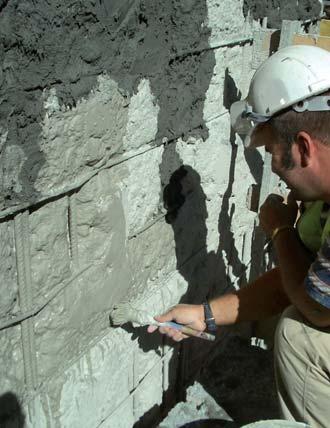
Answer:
[{"xmin": 203, "ymin": 301, "xmax": 217, "ymax": 332}]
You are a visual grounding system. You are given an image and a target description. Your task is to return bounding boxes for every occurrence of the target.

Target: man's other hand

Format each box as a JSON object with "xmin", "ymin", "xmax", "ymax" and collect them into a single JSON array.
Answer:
[{"xmin": 259, "ymin": 192, "xmax": 298, "ymax": 237}]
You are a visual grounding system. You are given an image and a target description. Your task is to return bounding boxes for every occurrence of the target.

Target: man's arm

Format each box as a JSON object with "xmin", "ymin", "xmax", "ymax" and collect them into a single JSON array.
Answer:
[
  {"xmin": 260, "ymin": 194, "xmax": 330, "ymax": 328},
  {"xmin": 210, "ymin": 267, "xmax": 289, "ymax": 324},
  {"xmin": 273, "ymin": 228, "xmax": 330, "ymax": 327},
  {"xmin": 148, "ymin": 267, "xmax": 290, "ymax": 341}
]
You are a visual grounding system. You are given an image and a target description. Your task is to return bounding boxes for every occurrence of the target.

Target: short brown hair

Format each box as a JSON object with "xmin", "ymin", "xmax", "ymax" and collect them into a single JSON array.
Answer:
[{"xmin": 269, "ymin": 92, "xmax": 330, "ymax": 169}]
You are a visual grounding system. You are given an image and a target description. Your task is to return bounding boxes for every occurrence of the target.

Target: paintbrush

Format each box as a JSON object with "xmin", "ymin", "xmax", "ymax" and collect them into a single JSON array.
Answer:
[{"xmin": 110, "ymin": 303, "xmax": 215, "ymax": 342}]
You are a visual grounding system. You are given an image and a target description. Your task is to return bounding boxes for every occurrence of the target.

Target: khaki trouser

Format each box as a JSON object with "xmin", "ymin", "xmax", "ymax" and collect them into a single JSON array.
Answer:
[{"xmin": 274, "ymin": 306, "xmax": 330, "ymax": 428}]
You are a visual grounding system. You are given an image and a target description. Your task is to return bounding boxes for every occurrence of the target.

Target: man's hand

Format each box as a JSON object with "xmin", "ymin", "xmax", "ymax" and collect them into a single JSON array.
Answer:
[
  {"xmin": 147, "ymin": 304, "xmax": 205, "ymax": 342},
  {"xmin": 259, "ymin": 192, "xmax": 298, "ymax": 237}
]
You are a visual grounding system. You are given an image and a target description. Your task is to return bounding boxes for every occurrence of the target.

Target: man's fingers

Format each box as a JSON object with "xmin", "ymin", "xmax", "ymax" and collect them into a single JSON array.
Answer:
[
  {"xmin": 171, "ymin": 331, "xmax": 184, "ymax": 342},
  {"xmin": 147, "ymin": 325, "xmax": 158, "ymax": 333},
  {"xmin": 287, "ymin": 191, "xmax": 295, "ymax": 202},
  {"xmin": 159, "ymin": 326, "xmax": 172, "ymax": 335},
  {"xmin": 158, "ymin": 326, "xmax": 187, "ymax": 341},
  {"xmin": 287, "ymin": 191, "xmax": 298, "ymax": 207},
  {"xmin": 266, "ymin": 193, "xmax": 284, "ymax": 204},
  {"xmin": 147, "ymin": 304, "xmax": 204, "ymax": 341},
  {"xmin": 154, "ymin": 309, "xmax": 175, "ymax": 323}
]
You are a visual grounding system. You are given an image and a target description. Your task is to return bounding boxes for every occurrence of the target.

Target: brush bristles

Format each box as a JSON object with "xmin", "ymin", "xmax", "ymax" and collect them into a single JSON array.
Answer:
[{"xmin": 110, "ymin": 303, "xmax": 157, "ymax": 326}]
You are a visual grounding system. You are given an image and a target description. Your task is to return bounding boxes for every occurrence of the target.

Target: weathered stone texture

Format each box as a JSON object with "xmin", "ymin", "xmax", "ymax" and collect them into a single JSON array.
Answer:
[
  {"xmin": 118, "ymin": 145, "xmax": 164, "ymax": 236},
  {"xmin": 76, "ymin": 169, "xmax": 128, "ymax": 267},
  {"xmin": 101, "ymin": 396, "xmax": 135, "ymax": 428},
  {"xmin": 123, "ymin": 79, "xmax": 160, "ymax": 150},
  {"xmin": 133, "ymin": 360, "xmax": 164, "ymax": 421},
  {"xmin": 208, "ymin": 0, "xmax": 252, "ymax": 46},
  {"xmin": 0, "ymin": 326, "xmax": 24, "ymax": 397},
  {"xmin": 29, "ymin": 198, "xmax": 71, "ymax": 301},
  {"xmin": 37, "ymin": 77, "xmax": 128, "ymax": 196},
  {"xmin": 0, "ymin": 221, "xmax": 18, "ymax": 315},
  {"xmin": 126, "ymin": 222, "xmax": 177, "ymax": 301},
  {"xmin": 243, "ymin": 0, "xmax": 321, "ymax": 29},
  {"xmin": 34, "ymin": 172, "xmax": 131, "ymax": 382},
  {"xmin": 25, "ymin": 330, "xmax": 136, "ymax": 427}
]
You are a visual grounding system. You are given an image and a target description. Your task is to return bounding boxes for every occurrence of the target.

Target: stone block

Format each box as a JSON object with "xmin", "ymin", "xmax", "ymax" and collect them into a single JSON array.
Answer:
[
  {"xmin": 162, "ymin": 346, "xmax": 180, "ymax": 406},
  {"xmin": 34, "ymin": 170, "xmax": 132, "ymax": 379},
  {"xmin": 29, "ymin": 198, "xmax": 71, "ymax": 301},
  {"xmin": 0, "ymin": 220, "xmax": 18, "ymax": 316},
  {"xmin": 126, "ymin": 220, "xmax": 176, "ymax": 302},
  {"xmin": 123, "ymin": 79, "xmax": 159, "ymax": 151},
  {"xmin": 75, "ymin": 168, "xmax": 128, "ymax": 269},
  {"xmin": 100, "ymin": 395, "xmax": 134, "ymax": 428},
  {"xmin": 117, "ymin": 145, "xmax": 164, "ymax": 236},
  {"xmin": 132, "ymin": 330, "xmax": 163, "ymax": 386},
  {"xmin": 133, "ymin": 359, "xmax": 163, "ymax": 423},
  {"xmin": 132, "ymin": 269, "xmax": 189, "ymax": 321},
  {"xmin": 175, "ymin": 115, "xmax": 258, "ymax": 286},
  {"xmin": 34, "ymin": 260, "xmax": 131, "ymax": 383},
  {"xmin": 26, "ymin": 330, "xmax": 135, "ymax": 428},
  {"xmin": 0, "ymin": 325, "xmax": 25, "ymax": 397},
  {"xmin": 203, "ymin": 45, "xmax": 254, "ymax": 123}
]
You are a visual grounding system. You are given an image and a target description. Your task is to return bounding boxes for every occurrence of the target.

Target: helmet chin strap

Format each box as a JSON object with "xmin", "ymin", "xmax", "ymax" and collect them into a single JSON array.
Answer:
[{"xmin": 242, "ymin": 104, "xmax": 271, "ymax": 123}]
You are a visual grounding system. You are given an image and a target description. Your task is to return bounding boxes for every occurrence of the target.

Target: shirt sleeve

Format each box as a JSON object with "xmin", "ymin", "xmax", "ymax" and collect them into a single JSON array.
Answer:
[{"xmin": 304, "ymin": 236, "xmax": 330, "ymax": 309}]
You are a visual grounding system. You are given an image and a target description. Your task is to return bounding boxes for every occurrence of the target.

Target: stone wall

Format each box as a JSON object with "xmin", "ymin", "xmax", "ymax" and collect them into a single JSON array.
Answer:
[{"xmin": 0, "ymin": 1, "xmax": 319, "ymax": 427}]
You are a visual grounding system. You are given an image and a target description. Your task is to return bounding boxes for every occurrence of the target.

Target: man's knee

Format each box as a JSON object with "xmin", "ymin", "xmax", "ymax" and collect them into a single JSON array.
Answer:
[{"xmin": 275, "ymin": 305, "xmax": 306, "ymax": 362}]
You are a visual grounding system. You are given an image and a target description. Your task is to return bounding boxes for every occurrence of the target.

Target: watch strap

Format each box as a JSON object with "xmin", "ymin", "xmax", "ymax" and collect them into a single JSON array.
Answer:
[{"xmin": 203, "ymin": 301, "xmax": 217, "ymax": 332}]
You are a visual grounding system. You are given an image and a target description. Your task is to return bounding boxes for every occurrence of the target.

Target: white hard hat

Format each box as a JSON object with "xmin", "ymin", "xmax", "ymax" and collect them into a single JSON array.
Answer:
[{"xmin": 231, "ymin": 45, "xmax": 330, "ymax": 145}]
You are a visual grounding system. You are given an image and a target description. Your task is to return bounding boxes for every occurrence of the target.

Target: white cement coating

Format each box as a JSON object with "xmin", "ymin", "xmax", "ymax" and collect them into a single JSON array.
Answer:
[
  {"xmin": 159, "ymin": 381, "xmax": 233, "ymax": 427},
  {"xmin": 0, "ymin": 1, "xmax": 315, "ymax": 427}
]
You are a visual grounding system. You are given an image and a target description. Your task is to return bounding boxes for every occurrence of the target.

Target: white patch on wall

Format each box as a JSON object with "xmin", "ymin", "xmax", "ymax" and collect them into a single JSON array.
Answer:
[
  {"xmin": 43, "ymin": 88, "xmax": 61, "ymax": 115},
  {"xmin": 206, "ymin": 0, "xmax": 251, "ymax": 47},
  {"xmin": 37, "ymin": 75, "xmax": 129, "ymax": 194},
  {"xmin": 0, "ymin": 127, "xmax": 8, "ymax": 153},
  {"xmin": 200, "ymin": 41, "xmax": 256, "ymax": 255},
  {"xmin": 203, "ymin": 48, "xmax": 227, "ymax": 122},
  {"xmin": 159, "ymin": 381, "xmax": 232, "ymax": 427},
  {"xmin": 123, "ymin": 78, "xmax": 160, "ymax": 151},
  {"xmin": 132, "ymin": 269, "xmax": 189, "ymax": 317},
  {"xmin": 119, "ymin": 145, "xmax": 163, "ymax": 237},
  {"xmin": 176, "ymin": 116, "xmax": 234, "ymax": 254}
]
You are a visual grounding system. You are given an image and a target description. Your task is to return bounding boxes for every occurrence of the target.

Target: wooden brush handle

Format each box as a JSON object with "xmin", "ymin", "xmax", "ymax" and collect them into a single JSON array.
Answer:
[
  {"xmin": 162, "ymin": 321, "xmax": 215, "ymax": 342},
  {"xmin": 180, "ymin": 325, "xmax": 215, "ymax": 342}
]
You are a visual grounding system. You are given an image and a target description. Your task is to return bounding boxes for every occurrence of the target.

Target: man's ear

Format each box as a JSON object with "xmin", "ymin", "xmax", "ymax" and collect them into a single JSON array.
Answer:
[{"xmin": 295, "ymin": 131, "xmax": 314, "ymax": 167}]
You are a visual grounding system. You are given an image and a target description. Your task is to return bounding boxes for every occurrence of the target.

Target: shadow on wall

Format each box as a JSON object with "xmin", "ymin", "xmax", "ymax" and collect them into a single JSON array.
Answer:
[
  {"xmin": 134, "ymin": 64, "xmax": 267, "ymax": 424},
  {"xmin": 133, "ymin": 155, "xmax": 249, "ymax": 426},
  {"xmin": 243, "ymin": 0, "xmax": 321, "ymax": 28},
  {"xmin": 0, "ymin": 392, "xmax": 25, "ymax": 428},
  {"xmin": 163, "ymin": 158, "xmax": 247, "ymax": 305}
]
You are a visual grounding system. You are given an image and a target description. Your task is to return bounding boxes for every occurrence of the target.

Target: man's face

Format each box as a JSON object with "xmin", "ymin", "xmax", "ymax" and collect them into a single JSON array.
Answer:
[
  {"xmin": 252, "ymin": 124, "xmax": 320, "ymax": 202},
  {"xmin": 265, "ymin": 140, "xmax": 301, "ymax": 198}
]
